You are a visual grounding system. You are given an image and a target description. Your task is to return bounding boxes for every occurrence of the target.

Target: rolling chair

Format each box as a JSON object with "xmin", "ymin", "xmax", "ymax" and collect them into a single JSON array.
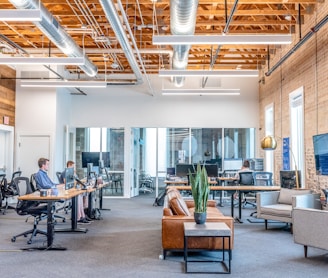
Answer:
[
  {"xmin": 30, "ymin": 173, "xmax": 66, "ymax": 223},
  {"xmin": 0, "ymin": 174, "xmax": 6, "ymax": 211},
  {"xmin": 11, "ymin": 176, "xmax": 48, "ymax": 244},
  {"xmin": 139, "ymin": 172, "xmax": 153, "ymax": 194},
  {"xmin": 238, "ymin": 171, "xmax": 256, "ymax": 208},
  {"xmin": 55, "ymin": 171, "xmax": 71, "ymax": 214},
  {"xmin": 252, "ymin": 172, "xmax": 273, "ymax": 186},
  {"xmin": 1, "ymin": 171, "xmax": 22, "ymax": 214}
]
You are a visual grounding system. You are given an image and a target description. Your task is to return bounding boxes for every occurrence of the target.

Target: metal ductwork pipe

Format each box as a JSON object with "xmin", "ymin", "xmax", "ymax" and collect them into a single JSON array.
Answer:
[
  {"xmin": 8, "ymin": 0, "xmax": 98, "ymax": 77},
  {"xmin": 99, "ymin": 0, "xmax": 143, "ymax": 84},
  {"xmin": 265, "ymin": 14, "xmax": 328, "ymax": 77},
  {"xmin": 170, "ymin": 0, "xmax": 198, "ymax": 87}
]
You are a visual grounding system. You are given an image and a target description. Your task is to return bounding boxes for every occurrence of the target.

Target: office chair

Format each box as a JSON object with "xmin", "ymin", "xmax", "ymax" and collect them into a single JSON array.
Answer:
[
  {"xmin": 30, "ymin": 173, "xmax": 66, "ymax": 223},
  {"xmin": 139, "ymin": 172, "xmax": 153, "ymax": 194},
  {"xmin": 0, "ymin": 174, "xmax": 6, "ymax": 211},
  {"xmin": 55, "ymin": 171, "xmax": 71, "ymax": 214},
  {"xmin": 11, "ymin": 176, "xmax": 48, "ymax": 244},
  {"xmin": 1, "ymin": 171, "xmax": 22, "ymax": 214},
  {"xmin": 252, "ymin": 172, "xmax": 273, "ymax": 186},
  {"xmin": 238, "ymin": 171, "xmax": 256, "ymax": 208}
]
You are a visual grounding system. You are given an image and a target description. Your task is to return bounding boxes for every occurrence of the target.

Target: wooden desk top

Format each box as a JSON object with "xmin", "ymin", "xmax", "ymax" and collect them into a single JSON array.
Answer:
[
  {"xmin": 168, "ymin": 185, "xmax": 281, "ymax": 191},
  {"xmin": 19, "ymin": 182, "xmax": 108, "ymax": 201},
  {"xmin": 164, "ymin": 180, "xmax": 188, "ymax": 184}
]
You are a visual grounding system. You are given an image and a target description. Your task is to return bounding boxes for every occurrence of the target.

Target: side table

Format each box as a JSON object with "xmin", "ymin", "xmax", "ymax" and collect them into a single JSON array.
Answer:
[{"xmin": 184, "ymin": 222, "xmax": 231, "ymax": 274}]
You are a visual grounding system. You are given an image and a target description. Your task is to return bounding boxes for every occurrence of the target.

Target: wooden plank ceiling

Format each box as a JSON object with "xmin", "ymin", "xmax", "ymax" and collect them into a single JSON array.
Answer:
[{"xmin": 0, "ymin": 0, "xmax": 321, "ymax": 79}]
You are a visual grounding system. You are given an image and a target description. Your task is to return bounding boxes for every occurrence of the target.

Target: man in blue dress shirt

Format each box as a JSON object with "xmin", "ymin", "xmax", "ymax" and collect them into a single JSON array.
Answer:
[{"xmin": 35, "ymin": 158, "xmax": 58, "ymax": 189}]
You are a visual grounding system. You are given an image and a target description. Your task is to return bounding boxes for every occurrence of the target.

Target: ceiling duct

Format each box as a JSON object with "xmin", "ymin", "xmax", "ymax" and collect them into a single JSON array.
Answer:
[
  {"xmin": 170, "ymin": 0, "xmax": 198, "ymax": 87},
  {"xmin": 99, "ymin": 0, "xmax": 143, "ymax": 84},
  {"xmin": 8, "ymin": 0, "xmax": 98, "ymax": 77},
  {"xmin": 266, "ymin": 14, "xmax": 328, "ymax": 77}
]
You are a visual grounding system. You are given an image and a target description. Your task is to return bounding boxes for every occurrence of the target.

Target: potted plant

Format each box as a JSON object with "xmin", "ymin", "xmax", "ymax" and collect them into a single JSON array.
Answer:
[{"xmin": 189, "ymin": 164, "xmax": 210, "ymax": 224}]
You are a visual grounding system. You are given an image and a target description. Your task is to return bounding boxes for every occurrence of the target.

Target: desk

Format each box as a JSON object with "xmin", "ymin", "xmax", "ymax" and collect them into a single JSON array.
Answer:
[
  {"xmin": 164, "ymin": 180, "xmax": 188, "ymax": 185},
  {"xmin": 184, "ymin": 222, "xmax": 231, "ymax": 274},
  {"xmin": 19, "ymin": 187, "xmax": 88, "ymax": 250},
  {"xmin": 169, "ymin": 185, "xmax": 280, "ymax": 223},
  {"xmin": 213, "ymin": 177, "xmax": 237, "ymax": 206}
]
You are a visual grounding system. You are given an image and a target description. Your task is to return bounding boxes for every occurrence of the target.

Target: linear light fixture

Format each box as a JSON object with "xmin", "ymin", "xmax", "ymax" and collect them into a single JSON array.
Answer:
[
  {"xmin": 20, "ymin": 80, "xmax": 107, "ymax": 88},
  {"xmin": 0, "ymin": 57, "xmax": 85, "ymax": 65},
  {"xmin": 162, "ymin": 88, "xmax": 240, "ymax": 96},
  {"xmin": 153, "ymin": 34, "xmax": 292, "ymax": 45},
  {"xmin": 0, "ymin": 9, "xmax": 41, "ymax": 21},
  {"xmin": 159, "ymin": 69, "xmax": 259, "ymax": 77}
]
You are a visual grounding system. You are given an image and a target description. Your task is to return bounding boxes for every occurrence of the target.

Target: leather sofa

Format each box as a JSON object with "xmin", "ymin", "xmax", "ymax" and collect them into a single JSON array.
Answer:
[
  {"xmin": 256, "ymin": 188, "xmax": 320, "ymax": 231},
  {"xmin": 162, "ymin": 187, "xmax": 234, "ymax": 259}
]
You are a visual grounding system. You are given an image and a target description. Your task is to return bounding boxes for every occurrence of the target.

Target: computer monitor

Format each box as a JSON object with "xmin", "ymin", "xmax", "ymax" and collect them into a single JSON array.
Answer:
[
  {"xmin": 82, "ymin": 152, "xmax": 110, "ymax": 168},
  {"xmin": 166, "ymin": 167, "xmax": 176, "ymax": 176},
  {"xmin": 280, "ymin": 170, "xmax": 301, "ymax": 189},
  {"xmin": 175, "ymin": 164, "xmax": 195, "ymax": 178},
  {"xmin": 223, "ymin": 159, "xmax": 243, "ymax": 171},
  {"xmin": 204, "ymin": 164, "xmax": 218, "ymax": 177},
  {"xmin": 64, "ymin": 167, "xmax": 75, "ymax": 190}
]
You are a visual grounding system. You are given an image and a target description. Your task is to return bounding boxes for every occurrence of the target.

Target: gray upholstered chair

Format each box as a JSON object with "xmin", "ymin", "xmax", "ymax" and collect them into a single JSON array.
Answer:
[
  {"xmin": 293, "ymin": 207, "xmax": 328, "ymax": 257},
  {"xmin": 256, "ymin": 188, "xmax": 320, "ymax": 231}
]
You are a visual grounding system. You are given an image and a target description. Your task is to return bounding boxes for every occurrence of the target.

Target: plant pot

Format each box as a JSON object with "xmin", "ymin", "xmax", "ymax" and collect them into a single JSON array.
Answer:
[{"xmin": 194, "ymin": 212, "xmax": 207, "ymax": 224}]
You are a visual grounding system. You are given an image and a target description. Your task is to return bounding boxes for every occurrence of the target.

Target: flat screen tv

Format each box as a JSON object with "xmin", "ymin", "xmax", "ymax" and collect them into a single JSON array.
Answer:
[
  {"xmin": 82, "ymin": 152, "xmax": 110, "ymax": 168},
  {"xmin": 313, "ymin": 133, "xmax": 328, "ymax": 175}
]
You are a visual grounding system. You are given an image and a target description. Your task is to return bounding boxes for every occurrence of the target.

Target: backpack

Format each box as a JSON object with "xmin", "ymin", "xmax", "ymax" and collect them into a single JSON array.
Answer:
[
  {"xmin": 153, "ymin": 188, "xmax": 167, "ymax": 207},
  {"xmin": 89, "ymin": 208, "xmax": 102, "ymax": 220}
]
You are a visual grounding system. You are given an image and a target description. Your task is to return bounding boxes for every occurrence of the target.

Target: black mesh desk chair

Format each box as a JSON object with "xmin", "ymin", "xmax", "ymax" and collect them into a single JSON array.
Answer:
[
  {"xmin": 11, "ymin": 176, "xmax": 48, "ymax": 244},
  {"xmin": 238, "ymin": 171, "xmax": 256, "ymax": 208},
  {"xmin": 1, "ymin": 171, "xmax": 22, "ymax": 214}
]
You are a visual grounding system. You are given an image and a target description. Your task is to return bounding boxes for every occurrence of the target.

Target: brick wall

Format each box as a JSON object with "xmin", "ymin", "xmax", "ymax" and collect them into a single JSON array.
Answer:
[
  {"xmin": 259, "ymin": 2, "xmax": 328, "ymax": 191},
  {"xmin": 0, "ymin": 66, "xmax": 16, "ymax": 126}
]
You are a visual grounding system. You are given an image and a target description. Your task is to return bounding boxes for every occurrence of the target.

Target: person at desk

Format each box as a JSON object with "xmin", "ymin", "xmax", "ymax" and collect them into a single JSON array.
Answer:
[
  {"xmin": 35, "ymin": 158, "xmax": 61, "ymax": 190},
  {"xmin": 60, "ymin": 160, "xmax": 92, "ymax": 224},
  {"xmin": 234, "ymin": 159, "xmax": 253, "ymax": 180},
  {"xmin": 35, "ymin": 158, "xmax": 91, "ymax": 224}
]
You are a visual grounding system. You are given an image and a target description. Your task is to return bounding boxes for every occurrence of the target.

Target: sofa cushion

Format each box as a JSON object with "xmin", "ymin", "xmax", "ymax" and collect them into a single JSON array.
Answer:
[
  {"xmin": 166, "ymin": 187, "xmax": 182, "ymax": 201},
  {"xmin": 170, "ymin": 197, "xmax": 191, "ymax": 216},
  {"xmin": 278, "ymin": 188, "xmax": 312, "ymax": 205},
  {"xmin": 261, "ymin": 204, "xmax": 293, "ymax": 217}
]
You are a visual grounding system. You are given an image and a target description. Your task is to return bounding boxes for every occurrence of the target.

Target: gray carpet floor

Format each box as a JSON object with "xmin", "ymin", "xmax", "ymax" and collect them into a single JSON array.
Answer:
[{"xmin": 1, "ymin": 195, "xmax": 328, "ymax": 278}]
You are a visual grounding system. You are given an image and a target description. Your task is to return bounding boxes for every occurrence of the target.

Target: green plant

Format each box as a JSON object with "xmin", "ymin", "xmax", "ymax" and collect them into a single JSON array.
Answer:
[{"xmin": 189, "ymin": 164, "xmax": 210, "ymax": 213}]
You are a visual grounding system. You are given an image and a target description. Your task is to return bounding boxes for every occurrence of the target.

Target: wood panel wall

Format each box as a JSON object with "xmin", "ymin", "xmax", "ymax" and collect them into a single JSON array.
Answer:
[{"xmin": 0, "ymin": 66, "xmax": 16, "ymax": 126}]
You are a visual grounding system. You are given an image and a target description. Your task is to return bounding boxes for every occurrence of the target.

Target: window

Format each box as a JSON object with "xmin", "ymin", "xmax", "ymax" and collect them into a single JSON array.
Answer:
[
  {"xmin": 264, "ymin": 103, "xmax": 274, "ymax": 172},
  {"xmin": 289, "ymin": 87, "xmax": 304, "ymax": 187}
]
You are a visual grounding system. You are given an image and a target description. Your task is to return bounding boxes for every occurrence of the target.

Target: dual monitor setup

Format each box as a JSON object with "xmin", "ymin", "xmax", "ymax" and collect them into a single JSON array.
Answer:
[{"xmin": 63, "ymin": 151, "xmax": 111, "ymax": 190}]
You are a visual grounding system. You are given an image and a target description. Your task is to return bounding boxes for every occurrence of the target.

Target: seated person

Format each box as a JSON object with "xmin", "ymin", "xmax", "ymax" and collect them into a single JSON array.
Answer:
[
  {"xmin": 61, "ymin": 160, "xmax": 92, "ymax": 224},
  {"xmin": 35, "ymin": 158, "xmax": 92, "ymax": 224},
  {"xmin": 234, "ymin": 159, "xmax": 253, "ymax": 180}
]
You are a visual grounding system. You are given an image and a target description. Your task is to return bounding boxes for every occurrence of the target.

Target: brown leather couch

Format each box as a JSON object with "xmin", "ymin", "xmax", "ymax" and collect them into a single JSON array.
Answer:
[{"xmin": 162, "ymin": 187, "xmax": 234, "ymax": 259}]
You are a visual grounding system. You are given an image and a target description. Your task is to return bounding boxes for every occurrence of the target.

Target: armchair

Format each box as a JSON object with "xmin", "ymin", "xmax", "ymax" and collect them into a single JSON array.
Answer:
[
  {"xmin": 293, "ymin": 207, "xmax": 328, "ymax": 257},
  {"xmin": 256, "ymin": 188, "xmax": 320, "ymax": 231}
]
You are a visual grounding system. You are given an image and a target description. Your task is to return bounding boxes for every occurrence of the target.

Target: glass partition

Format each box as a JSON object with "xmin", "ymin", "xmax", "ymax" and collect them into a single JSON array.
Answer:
[{"xmin": 75, "ymin": 127, "xmax": 125, "ymax": 196}]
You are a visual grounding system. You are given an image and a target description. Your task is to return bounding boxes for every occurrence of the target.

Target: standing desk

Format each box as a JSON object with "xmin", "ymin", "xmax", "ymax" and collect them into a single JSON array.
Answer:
[{"xmin": 18, "ymin": 186, "xmax": 90, "ymax": 250}]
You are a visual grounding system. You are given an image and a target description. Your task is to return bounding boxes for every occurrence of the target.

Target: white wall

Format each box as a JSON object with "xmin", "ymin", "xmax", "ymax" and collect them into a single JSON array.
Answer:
[
  {"xmin": 15, "ymin": 72, "xmax": 259, "ymax": 191},
  {"xmin": 70, "ymin": 76, "xmax": 259, "ymax": 129}
]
